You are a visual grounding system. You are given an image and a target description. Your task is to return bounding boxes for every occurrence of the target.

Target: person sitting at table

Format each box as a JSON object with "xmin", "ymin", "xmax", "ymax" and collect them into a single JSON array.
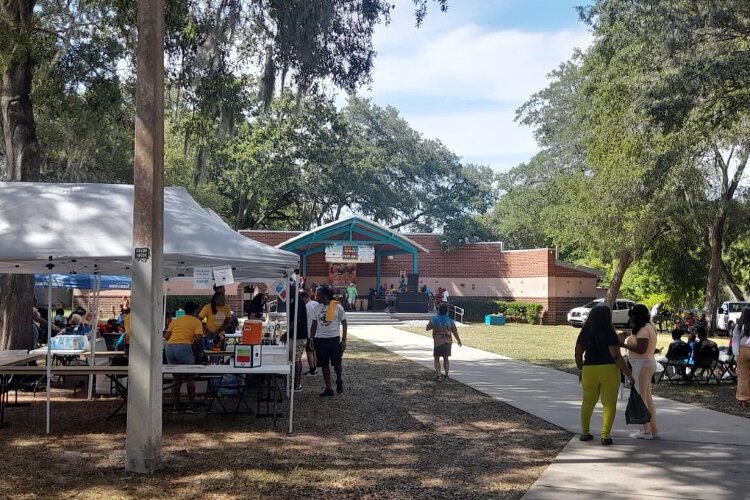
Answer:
[
  {"xmin": 684, "ymin": 312, "xmax": 696, "ymax": 329},
  {"xmin": 165, "ymin": 301, "xmax": 204, "ymax": 414},
  {"xmin": 64, "ymin": 314, "xmax": 85, "ymax": 334},
  {"xmin": 198, "ymin": 292, "xmax": 230, "ymax": 344},
  {"xmin": 54, "ymin": 306, "xmax": 66, "ymax": 326},
  {"xmin": 665, "ymin": 329, "xmax": 691, "ymax": 361}
]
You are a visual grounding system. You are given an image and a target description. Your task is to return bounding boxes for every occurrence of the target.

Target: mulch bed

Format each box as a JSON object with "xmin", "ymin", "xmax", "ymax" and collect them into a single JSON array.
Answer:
[{"xmin": 0, "ymin": 337, "xmax": 570, "ymax": 499}]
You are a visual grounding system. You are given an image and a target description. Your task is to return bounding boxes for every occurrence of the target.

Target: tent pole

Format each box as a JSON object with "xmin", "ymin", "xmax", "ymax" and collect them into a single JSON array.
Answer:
[
  {"xmin": 46, "ymin": 273, "xmax": 52, "ymax": 434},
  {"xmin": 87, "ymin": 275, "xmax": 102, "ymax": 400},
  {"xmin": 288, "ymin": 273, "xmax": 297, "ymax": 434},
  {"xmin": 285, "ymin": 276, "xmax": 291, "ymax": 398}
]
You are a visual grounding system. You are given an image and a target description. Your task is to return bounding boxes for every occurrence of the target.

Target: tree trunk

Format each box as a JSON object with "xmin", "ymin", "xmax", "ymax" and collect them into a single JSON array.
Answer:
[
  {"xmin": 720, "ymin": 259, "xmax": 746, "ymax": 301},
  {"xmin": 0, "ymin": 275, "xmax": 36, "ymax": 350},
  {"xmin": 0, "ymin": 0, "xmax": 40, "ymax": 351},
  {"xmin": 605, "ymin": 249, "xmax": 633, "ymax": 309},
  {"xmin": 704, "ymin": 217, "xmax": 725, "ymax": 333}
]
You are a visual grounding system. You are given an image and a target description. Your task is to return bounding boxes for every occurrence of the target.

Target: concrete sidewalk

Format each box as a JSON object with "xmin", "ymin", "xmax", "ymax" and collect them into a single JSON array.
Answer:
[{"xmin": 351, "ymin": 325, "xmax": 750, "ymax": 499}]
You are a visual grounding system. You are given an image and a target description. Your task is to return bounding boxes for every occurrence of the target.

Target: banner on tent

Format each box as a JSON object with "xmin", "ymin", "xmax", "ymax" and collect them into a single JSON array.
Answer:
[
  {"xmin": 213, "ymin": 265, "xmax": 234, "ymax": 286},
  {"xmin": 325, "ymin": 244, "xmax": 374, "ymax": 263},
  {"xmin": 193, "ymin": 267, "xmax": 213, "ymax": 289},
  {"xmin": 274, "ymin": 280, "xmax": 287, "ymax": 302}
]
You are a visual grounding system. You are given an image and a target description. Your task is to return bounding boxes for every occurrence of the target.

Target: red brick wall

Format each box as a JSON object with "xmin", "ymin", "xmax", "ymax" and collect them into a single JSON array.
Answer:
[
  {"xmin": 241, "ymin": 230, "xmax": 599, "ymax": 324},
  {"xmin": 548, "ymin": 296, "xmax": 596, "ymax": 325}
]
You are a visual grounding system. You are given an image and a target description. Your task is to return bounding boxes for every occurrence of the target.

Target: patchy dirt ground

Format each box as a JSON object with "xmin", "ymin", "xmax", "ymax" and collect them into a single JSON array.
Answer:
[{"xmin": 0, "ymin": 337, "xmax": 570, "ymax": 499}]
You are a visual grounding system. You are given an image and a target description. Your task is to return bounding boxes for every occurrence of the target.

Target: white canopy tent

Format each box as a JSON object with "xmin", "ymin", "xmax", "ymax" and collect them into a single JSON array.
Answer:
[{"xmin": 0, "ymin": 182, "xmax": 299, "ymax": 432}]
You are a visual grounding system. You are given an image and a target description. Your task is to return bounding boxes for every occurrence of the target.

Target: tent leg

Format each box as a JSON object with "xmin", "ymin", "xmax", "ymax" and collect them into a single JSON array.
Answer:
[
  {"xmin": 88, "ymin": 275, "xmax": 101, "ymax": 400},
  {"xmin": 46, "ymin": 274, "xmax": 52, "ymax": 435},
  {"xmin": 288, "ymin": 275, "xmax": 297, "ymax": 434}
]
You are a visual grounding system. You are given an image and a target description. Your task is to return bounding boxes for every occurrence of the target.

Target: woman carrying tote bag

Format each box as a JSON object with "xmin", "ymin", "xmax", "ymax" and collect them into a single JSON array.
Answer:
[
  {"xmin": 622, "ymin": 304, "xmax": 660, "ymax": 439},
  {"xmin": 575, "ymin": 305, "xmax": 635, "ymax": 446}
]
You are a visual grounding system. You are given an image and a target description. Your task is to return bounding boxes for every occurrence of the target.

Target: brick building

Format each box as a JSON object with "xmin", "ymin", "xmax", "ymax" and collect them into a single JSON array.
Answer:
[{"xmin": 240, "ymin": 216, "xmax": 601, "ymax": 324}]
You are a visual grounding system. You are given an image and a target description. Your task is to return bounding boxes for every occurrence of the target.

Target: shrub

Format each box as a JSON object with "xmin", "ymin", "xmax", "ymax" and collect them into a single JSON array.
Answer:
[
  {"xmin": 166, "ymin": 295, "xmax": 213, "ymax": 315},
  {"xmin": 449, "ymin": 298, "xmax": 543, "ymax": 324}
]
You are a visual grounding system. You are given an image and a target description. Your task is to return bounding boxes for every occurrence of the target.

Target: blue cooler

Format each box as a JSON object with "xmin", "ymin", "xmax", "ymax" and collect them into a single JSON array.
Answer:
[{"xmin": 485, "ymin": 314, "xmax": 506, "ymax": 326}]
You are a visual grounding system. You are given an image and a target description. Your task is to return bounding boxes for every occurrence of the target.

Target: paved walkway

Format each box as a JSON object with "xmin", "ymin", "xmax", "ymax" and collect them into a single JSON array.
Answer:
[{"xmin": 351, "ymin": 325, "xmax": 750, "ymax": 499}]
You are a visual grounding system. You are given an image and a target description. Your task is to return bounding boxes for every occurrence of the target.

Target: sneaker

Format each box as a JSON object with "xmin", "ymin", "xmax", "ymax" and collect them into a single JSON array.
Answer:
[
  {"xmin": 319, "ymin": 388, "xmax": 334, "ymax": 397},
  {"xmin": 307, "ymin": 368, "xmax": 318, "ymax": 376},
  {"xmin": 294, "ymin": 385, "xmax": 303, "ymax": 392},
  {"xmin": 336, "ymin": 379, "xmax": 344, "ymax": 394},
  {"xmin": 579, "ymin": 433, "xmax": 594, "ymax": 442},
  {"xmin": 171, "ymin": 405, "xmax": 182, "ymax": 414},
  {"xmin": 631, "ymin": 432, "xmax": 653, "ymax": 440},
  {"xmin": 651, "ymin": 433, "xmax": 661, "ymax": 439},
  {"xmin": 601, "ymin": 438, "xmax": 613, "ymax": 446},
  {"xmin": 183, "ymin": 405, "xmax": 197, "ymax": 415}
]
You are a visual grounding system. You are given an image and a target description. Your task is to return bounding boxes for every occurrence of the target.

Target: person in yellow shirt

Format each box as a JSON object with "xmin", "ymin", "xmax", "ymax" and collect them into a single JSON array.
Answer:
[
  {"xmin": 198, "ymin": 292, "xmax": 231, "ymax": 340},
  {"xmin": 165, "ymin": 301, "xmax": 204, "ymax": 414}
]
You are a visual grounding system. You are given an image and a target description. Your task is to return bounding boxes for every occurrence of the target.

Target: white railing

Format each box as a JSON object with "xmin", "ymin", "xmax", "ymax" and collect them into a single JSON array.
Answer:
[{"xmin": 448, "ymin": 303, "xmax": 464, "ymax": 324}]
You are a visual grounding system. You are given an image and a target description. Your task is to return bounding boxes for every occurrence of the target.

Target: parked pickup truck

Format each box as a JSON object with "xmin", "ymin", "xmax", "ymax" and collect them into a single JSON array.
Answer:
[{"xmin": 716, "ymin": 301, "xmax": 750, "ymax": 335}]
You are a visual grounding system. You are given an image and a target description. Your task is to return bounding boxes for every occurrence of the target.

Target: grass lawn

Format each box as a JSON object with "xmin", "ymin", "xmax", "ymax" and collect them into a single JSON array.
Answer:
[
  {"xmin": 0, "ymin": 337, "xmax": 569, "ymax": 500},
  {"xmin": 399, "ymin": 323, "xmax": 747, "ymax": 420}
]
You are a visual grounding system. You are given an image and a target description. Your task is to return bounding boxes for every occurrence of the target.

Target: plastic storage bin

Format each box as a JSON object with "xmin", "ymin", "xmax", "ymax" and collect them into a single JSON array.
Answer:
[{"xmin": 484, "ymin": 314, "xmax": 506, "ymax": 326}]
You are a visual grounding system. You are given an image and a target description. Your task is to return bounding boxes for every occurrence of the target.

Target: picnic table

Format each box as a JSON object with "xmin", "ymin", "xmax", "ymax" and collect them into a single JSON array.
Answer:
[{"xmin": 0, "ymin": 361, "xmax": 291, "ymax": 428}]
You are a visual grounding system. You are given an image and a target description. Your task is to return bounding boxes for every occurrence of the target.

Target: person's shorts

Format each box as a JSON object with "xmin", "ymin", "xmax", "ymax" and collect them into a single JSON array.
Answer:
[
  {"xmin": 165, "ymin": 343, "xmax": 194, "ymax": 364},
  {"xmin": 289, "ymin": 339, "xmax": 306, "ymax": 362},
  {"xmin": 434, "ymin": 343, "xmax": 452, "ymax": 358},
  {"xmin": 315, "ymin": 336, "xmax": 342, "ymax": 367}
]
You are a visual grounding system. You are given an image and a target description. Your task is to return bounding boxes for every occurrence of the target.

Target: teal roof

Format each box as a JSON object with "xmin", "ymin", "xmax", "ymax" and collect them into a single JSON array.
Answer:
[{"xmin": 277, "ymin": 216, "xmax": 428, "ymax": 256}]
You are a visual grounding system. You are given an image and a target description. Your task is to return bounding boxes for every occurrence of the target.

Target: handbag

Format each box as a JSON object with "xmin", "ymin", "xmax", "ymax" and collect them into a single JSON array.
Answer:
[
  {"xmin": 625, "ymin": 387, "xmax": 652, "ymax": 425},
  {"xmin": 192, "ymin": 338, "xmax": 207, "ymax": 364}
]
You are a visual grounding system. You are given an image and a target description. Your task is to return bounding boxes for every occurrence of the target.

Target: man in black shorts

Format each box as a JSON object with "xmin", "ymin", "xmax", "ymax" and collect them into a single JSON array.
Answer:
[{"xmin": 310, "ymin": 286, "xmax": 347, "ymax": 396}]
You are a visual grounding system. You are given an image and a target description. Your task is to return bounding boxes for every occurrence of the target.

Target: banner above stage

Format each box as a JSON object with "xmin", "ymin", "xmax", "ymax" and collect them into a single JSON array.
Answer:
[{"xmin": 325, "ymin": 244, "xmax": 375, "ymax": 263}]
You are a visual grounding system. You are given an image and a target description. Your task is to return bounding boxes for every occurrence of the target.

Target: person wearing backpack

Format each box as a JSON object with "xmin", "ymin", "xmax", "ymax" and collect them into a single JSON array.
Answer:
[
  {"xmin": 731, "ymin": 308, "xmax": 750, "ymax": 408},
  {"xmin": 575, "ymin": 305, "xmax": 635, "ymax": 446}
]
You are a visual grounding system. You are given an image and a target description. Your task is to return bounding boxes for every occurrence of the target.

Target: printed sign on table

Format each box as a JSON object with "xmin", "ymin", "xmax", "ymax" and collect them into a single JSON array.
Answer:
[
  {"xmin": 212, "ymin": 265, "xmax": 234, "ymax": 286},
  {"xmin": 193, "ymin": 266, "xmax": 213, "ymax": 289}
]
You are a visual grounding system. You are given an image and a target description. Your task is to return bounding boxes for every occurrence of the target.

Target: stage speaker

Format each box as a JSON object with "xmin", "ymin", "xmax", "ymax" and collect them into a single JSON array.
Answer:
[{"xmin": 407, "ymin": 273, "xmax": 419, "ymax": 292}]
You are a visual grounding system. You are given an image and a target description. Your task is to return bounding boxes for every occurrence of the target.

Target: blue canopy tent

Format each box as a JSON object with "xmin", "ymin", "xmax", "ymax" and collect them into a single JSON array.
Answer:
[{"xmin": 35, "ymin": 274, "xmax": 131, "ymax": 290}]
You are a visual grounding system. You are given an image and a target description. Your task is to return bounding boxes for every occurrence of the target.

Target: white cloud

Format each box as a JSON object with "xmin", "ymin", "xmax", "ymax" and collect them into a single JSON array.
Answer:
[
  {"xmin": 371, "ymin": 26, "xmax": 590, "ymax": 102},
  {"xmin": 356, "ymin": 1, "xmax": 592, "ymax": 172},
  {"xmin": 408, "ymin": 108, "xmax": 538, "ymax": 164}
]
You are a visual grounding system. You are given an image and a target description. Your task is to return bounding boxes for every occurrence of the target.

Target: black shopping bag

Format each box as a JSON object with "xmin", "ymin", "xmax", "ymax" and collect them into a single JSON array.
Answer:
[{"xmin": 625, "ymin": 387, "xmax": 652, "ymax": 425}]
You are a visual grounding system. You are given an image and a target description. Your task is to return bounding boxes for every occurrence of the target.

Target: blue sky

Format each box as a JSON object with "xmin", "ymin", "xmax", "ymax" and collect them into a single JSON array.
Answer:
[{"xmin": 354, "ymin": 0, "xmax": 593, "ymax": 172}]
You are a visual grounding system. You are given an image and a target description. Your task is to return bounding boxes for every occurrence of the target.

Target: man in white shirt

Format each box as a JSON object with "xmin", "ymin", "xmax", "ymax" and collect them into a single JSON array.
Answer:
[
  {"xmin": 442, "ymin": 288, "xmax": 450, "ymax": 303},
  {"xmin": 301, "ymin": 291, "xmax": 319, "ymax": 375},
  {"xmin": 310, "ymin": 286, "xmax": 348, "ymax": 396}
]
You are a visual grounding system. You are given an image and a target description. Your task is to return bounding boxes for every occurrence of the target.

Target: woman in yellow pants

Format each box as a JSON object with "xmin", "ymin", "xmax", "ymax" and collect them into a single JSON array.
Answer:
[{"xmin": 575, "ymin": 306, "xmax": 635, "ymax": 445}]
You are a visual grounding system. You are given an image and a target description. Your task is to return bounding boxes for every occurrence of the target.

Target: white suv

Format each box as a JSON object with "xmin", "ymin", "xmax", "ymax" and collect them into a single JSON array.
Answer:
[
  {"xmin": 716, "ymin": 301, "xmax": 750, "ymax": 335},
  {"xmin": 567, "ymin": 298, "xmax": 636, "ymax": 327}
]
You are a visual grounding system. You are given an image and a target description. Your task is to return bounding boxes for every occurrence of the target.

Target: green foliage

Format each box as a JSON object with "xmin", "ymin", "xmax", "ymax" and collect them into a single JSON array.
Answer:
[
  {"xmin": 449, "ymin": 298, "xmax": 542, "ymax": 324},
  {"xmin": 191, "ymin": 93, "xmax": 496, "ymax": 231},
  {"xmin": 165, "ymin": 295, "xmax": 214, "ymax": 315}
]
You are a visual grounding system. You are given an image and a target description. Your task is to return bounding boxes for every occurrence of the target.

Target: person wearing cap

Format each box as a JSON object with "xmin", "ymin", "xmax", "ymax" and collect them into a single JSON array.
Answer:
[{"xmin": 310, "ymin": 286, "xmax": 347, "ymax": 396}]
